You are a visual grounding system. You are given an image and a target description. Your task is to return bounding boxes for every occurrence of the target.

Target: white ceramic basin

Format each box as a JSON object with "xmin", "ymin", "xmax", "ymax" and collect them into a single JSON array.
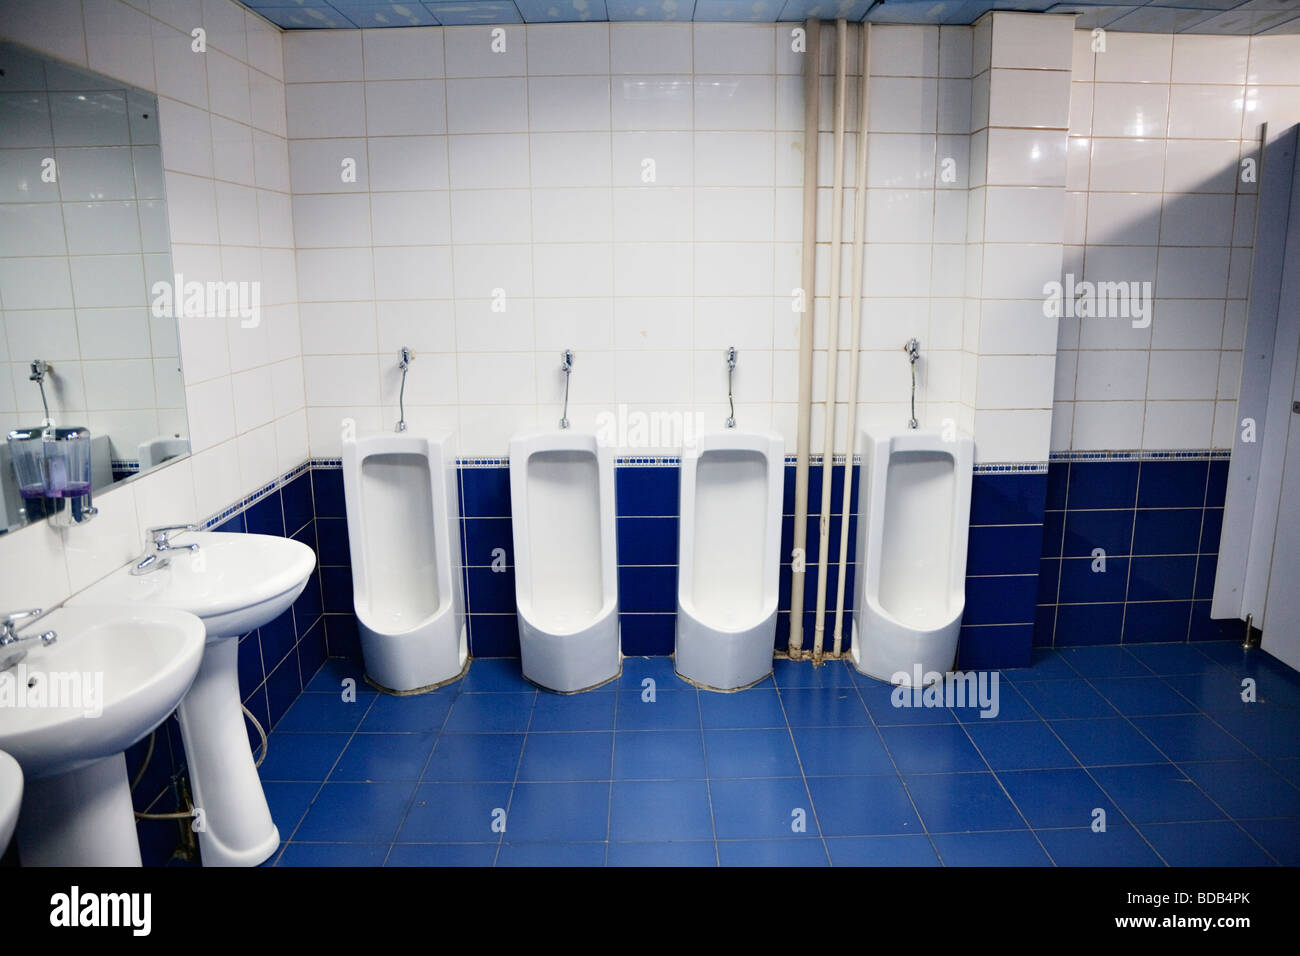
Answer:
[
  {"xmin": 0, "ymin": 751, "xmax": 21, "ymax": 856},
  {"xmin": 69, "ymin": 529, "xmax": 318, "ymax": 867},
  {"xmin": 0, "ymin": 606, "xmax": 204, "ymax": 778},
  {"xmin": 73, "ymin": 531, "xmax": 317, "ymax": 638},
  {"xmin": 0, "ymin": 605, "xmax": 204, "ymax": 866}
]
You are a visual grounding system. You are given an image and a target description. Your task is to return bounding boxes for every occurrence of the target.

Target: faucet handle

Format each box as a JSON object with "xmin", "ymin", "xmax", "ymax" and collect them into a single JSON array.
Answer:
[
  {"xmin": 2, "ymin": 608, "xmax": 42, "ymax": 628},
  {"xmin": 148, "ymin": 522, "xmax": 198, "ymax": 545}
]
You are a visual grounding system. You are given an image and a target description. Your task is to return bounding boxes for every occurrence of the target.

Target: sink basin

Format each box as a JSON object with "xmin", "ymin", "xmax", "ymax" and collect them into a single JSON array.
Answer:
[
  {"xmin": 74, "ymin": 531, "xmax": 317, "ymax": 638},
  {"xmin": 0, "ymin": 606, "xmax": 204, "ymax": 866},
  {"xmin": 69, "ymin": 529, "xmax": 318, "ymax": 867},
  {"xmin": 0, "ymin": 751, "xmax": 21, "ymax": 856}
]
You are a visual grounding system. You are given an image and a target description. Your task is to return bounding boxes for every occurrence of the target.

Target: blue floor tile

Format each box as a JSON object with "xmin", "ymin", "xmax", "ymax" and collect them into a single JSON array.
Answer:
[
  {"xmin": 609, "ymin": 780, "xmax": 714, "ymax": 842},
  {"xmin": 262, "ymin": 781, "xmax": 319, "ymax": 837},
  {"xmin": 1015, "ymin": 680, "xmax": 1119, "ymax": 719},
  {"xmin": 616, "ymin": 689, "xmax": 700, "ymax": 730},
  {"xmin": 1239, "ymin": 818, "xmax": 1300, "ymax": 865},
  {"xmin": 460, "ymin": 658, "xmax": 535, "ymax": 693},
  {"xmin": 331, "ymin": 733, "xmax": 436, "ymax": 781},
  {"xmin": 1213, "ymin": 709, "xmax": 1300, "ymax": 759},
  {"xmin": 423, "ymin": 733, "xmax": 523, "ymax": 782},
  {"xmin": 710, "ymin": 777, "xmax": 816, "ymax": 840},
  {"xmin": 385, "ymin": 843, "xmax": 497, "ymax": 866},
  {"xmin": 506, "ymin": 782, "xmax": 610, "ymax": 842},
  {"xmin": 717, "ymin": 838, "xmax": 828, "ymax": 866},
  {"xmin": 518, "ymin": 732, "xmax": 613, "ymax": 781},
  {"xmin": 806, "ymin": 774, "xmax": 922, "ymax": 836},
  {"xmin": 792, "ymin": 725, "xmax": 895, "ymax": 776},
  {"xmin": 1162, "ymin": 670, "xmax": 1259, "ymax": 713},
  {"xmin": 950, "ymin": 679, "xmax": 1034, "ymax": 722},
  {"xmin": 1035, "ymin": 825, "xmax": 1164, "ymax": 866},
  {"xmin": 778, "ymin": 687, "xmax": 871, "ymax": 726},
  {"xmin": 1048, "ymin": 718, "xmax": 1165, "ymax": 767},
  {"xmin": 612, "ymin": 730, "xmax": 706, "ymax": 779},
  {"xmin": 880, "ymin": 724, "xmax": 987, "ymax": 774},
  {"xmin": 1130, "ymin": 715, "xmax": 1251, "ymax": 762},
  {"xmin": 698, "ymin": 689, "xmax": 787, "ymax": 729},
  {"xmin": 1178, "ymin": 759, "xmax": 1300, "ymax": 819},
  {"xmin": 931, "ymin": 830, "xmax": 1049, "ymax": 866},
  {"xmin": 529, "ymin": 691, "xmax": 618, "ymax": 731},
  {"xmin": 704, "ymin": 729, "xmax": 801, "ymax": 778},
  {"xmin": 998, "ymin": 768, "xmax": 1117, "ymax": 830},
  {"xmin": 303, "ymin": 657, "xmax": 366, "ymax": 692},
  {"xmin": 278, "ymin": 843, "xmax": 389, "ymax": 866},
  {"xmin": 858, "ymin": 680, "xmax": 957, "ymax": 725},
  {"xmin": 1271, "ymin": 757, "xmax": 1300, "ymax": 788},
  {"xmin": 773, "ymin": 658, "xmax": 856, "ymax": 689},
  {"xmin": 966, "ymin": 720, "xmax": 1078, "ymax": 771},
  {"xmin": 904, "ymin": 772, "xmax": 1025, "ymax": 833},
  {"xmin": 1061, "ymin": 645, "xmax": 1152, "ymax": 678},
  {"xmin": 398, "ymin": 783, "xmax": 512, "ymax": 843},
  {"xmin": 445, "ymin": 693, "xmax": 536, "ymax": 733},
  {"xmin": 824, "ymin": 835, "xmax": 940, "ymax": 866},
  {"xmin": 1090, "ymin": 764, "xmax": 1226, "ymax": 824},
  {"xmin": 618, "ymin": 656, "xmax": 680, "ymax": 690},
  {"xmin": 1138, "ymin": 821, "xmax": 1276, "ymax": 866},
  {"xmin": 1002, "ymin": 648, "xmax": 1079, "ymax": 681},
  {"xmin": 359, "ymin": 692, "xmax": 455, "ymax": 733},
  {"xmin": 1092, "ymin": 677, "xmax": 1197, "ymax": 716},
  {"xmin": 1125, "ymin": 642, "xmax": 1225, "ymax": 676},
  {"xmin": 258, "ymin": 732, "xmax": 349, "ymax": 781},
  {"xmin": 275, "ymin": 690, "xmax": 376, "ymax": 733},
  {"xmin": 497, "ymin": 843, "xmax": 607, "ymax": 866},
  {"xmin": 294, "ymin": 781, "xmax": 415, "ymax": 843},
  {"xmin": 608, "ymin": 841, "xmax": 717, "ymax": 866}
]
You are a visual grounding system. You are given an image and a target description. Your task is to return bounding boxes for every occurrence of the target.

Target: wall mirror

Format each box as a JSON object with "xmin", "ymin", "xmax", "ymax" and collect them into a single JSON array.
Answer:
[{"xmin": 0, "ymin": 41, "xmax": 188, "ymax": 534}]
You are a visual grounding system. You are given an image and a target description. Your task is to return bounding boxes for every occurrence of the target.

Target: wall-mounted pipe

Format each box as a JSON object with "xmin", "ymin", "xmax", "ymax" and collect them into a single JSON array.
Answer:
[
  {"xmin": 812, "ymin": 18, "xmax": 849, "ymax": 664},
  {"xmin": 788, "ymin": 17, "xmax": 821, "ymax": 660},
  {"xmin": 832, "ymin": 22, "xmax": 871, "ymax": 658}
]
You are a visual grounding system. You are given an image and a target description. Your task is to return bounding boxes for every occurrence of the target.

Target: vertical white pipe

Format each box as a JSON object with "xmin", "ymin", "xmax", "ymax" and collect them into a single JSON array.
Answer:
[
  {"xmin": 789, "ymin": 18, "xmax": 821, "ymax": 659},
  {"xmin": 833, "ymin": 23, "xmax": 871, "ymax": 658},
  {"xmin": 812, "ymin": 19, "xmax": 848, "ymax": 663}
]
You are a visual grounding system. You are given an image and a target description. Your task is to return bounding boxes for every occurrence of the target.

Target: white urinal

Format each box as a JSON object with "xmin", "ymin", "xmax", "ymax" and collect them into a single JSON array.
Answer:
[
  {"xmin": 342, "ymin": 431, "xmax": 468, "ymax": 693},
  {"xmin": 850, "ymin": 427, "xmax": 974, "ymax": 685},
  {"xmin": 675, "ymin": 431, "xmax": 784, "ymax": 691},
  {"xmin": 509, "ymin": 431, "xmax": 620, "ymax": 693}
]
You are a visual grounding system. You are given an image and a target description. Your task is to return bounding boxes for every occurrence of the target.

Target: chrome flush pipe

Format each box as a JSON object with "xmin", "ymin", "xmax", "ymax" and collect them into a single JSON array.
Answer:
[
  {"xmin": 725, "ymin": 346, "xmax": 737, "ymax": 428},
  {"xmin": 395, "ymin": 347, "xmax": 414, "ymax": 433},
  {"xmin": 559, "ymin": 349, "xmax": 574, "ymax": 430},
  {"xmin": 904, "ymin": 337, "xmax": 920, "ymax": 429},
  {"xmin": 29, "ymin": 359, "xmax": 53, "ymax": 426}
]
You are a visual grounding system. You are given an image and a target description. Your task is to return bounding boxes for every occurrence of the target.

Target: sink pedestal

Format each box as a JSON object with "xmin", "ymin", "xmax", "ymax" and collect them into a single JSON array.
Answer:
[
  {"xmin": 176, "ymin": 635, "xmax": 279, "ymax": 867},
  {"xmin": 18, "ymin": 753, "xmax": 142, "ymax": 866}
]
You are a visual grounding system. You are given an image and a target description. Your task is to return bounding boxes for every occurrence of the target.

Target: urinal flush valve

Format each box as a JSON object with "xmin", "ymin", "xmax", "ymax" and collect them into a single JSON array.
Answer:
[
  {"xmin": 395, "ymin": 347, "xmax": 414, "ymax": 433},
  {"xmin": 903, "ymin": 338, "xmax": 920, "ymax": 430},
  {"xmin": 559, "ymin": 349, "xmax": 574, "ymax": 430},
  {"xmin": 725, "ymin": 346, "xmax": 738, "ymax": 429}
]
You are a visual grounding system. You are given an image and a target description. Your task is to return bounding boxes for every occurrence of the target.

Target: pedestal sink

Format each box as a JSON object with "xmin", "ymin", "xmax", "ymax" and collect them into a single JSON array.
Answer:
[
  {"xmin": 0, "ymin": 751, "xmax": 22, "ymax": 856},
  {"xmin": 0, "ymin": 606, "xmax": 205, "ymax": 866},
  {"xmin": 73, "ymin": 531, "xmax": 317, "ymax": 867}
]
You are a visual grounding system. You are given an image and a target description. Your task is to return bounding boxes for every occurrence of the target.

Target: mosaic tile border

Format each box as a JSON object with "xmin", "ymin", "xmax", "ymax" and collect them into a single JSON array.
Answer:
[{"xmin": 1049, "ymin": 449, "xmax": 1232, "ymax": 462}]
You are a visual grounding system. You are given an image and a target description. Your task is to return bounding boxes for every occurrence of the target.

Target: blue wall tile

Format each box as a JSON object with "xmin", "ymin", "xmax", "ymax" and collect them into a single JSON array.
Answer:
[
  {"xmin": 620, "ymin": 614, "xmax": 675, "ymax": 656},
  {"xmin": 467, "ymin": 565, "xmax": 516, "ymax": 613},
  {"xmin": 1062, "ymin": 509, "xmax": 1133, "ymax": 557},
  {"xmin": 315, "ymin": 517, "xmax": 351, "ymax": 566},
  {"xmin": 325, "ymin": 613, "xmax": 360, "ymax": 659},
  {"xmin": 957, "ymin": 624, "xmax": 1034, "ymax": 670},
  {"xmin": 616, "ymin": 466, "xmax": 678, "ymax": 517},
  {"xmin": 282, "ymin": 473, "xmax": 314, "ymax": 534},
  {"xmin": 966, "ymin": 524, "xmax": 1044, "ymax": 575},
  {"xmin": 461, "ymin": 467, "xmax": 511, "ymax": 518},
  {"xmin": 1123, "ymin": 601, "xmax": 1191, "ymax": 643},
  {"xmin": 1207, "ymin": 460, "xmax": 1229, "ymax": 505},
  {"xmin": 1068, "ymin": 461, "xmax": 1138, "ymax": 509},
  {"xmin": 469, "ymin": 614, "xmax": 519, "ymax": 657},
  {"xmin": 617, "ymin": 516, "xmax": 679, "ymax": 565},
  {"xmin": 1128, "ymin": 555, "xmax": 1197, "ymax": 602},
  {"xmin": 1189, "ymin": 601, "xmax": 1239, "ymax": 642},
  {"xmin": 319, "ymin": 565, "xmax": 355, "ymax": 613},
  {"xmin": 1137, "ymin": 460, "xmax": 1208, "ymax": 509},
  {"xmin": 618, "ymin": 565, "xmax": 677, "ymax": 613},
  {"xmin": 312, "ymin": 468, "xmax": 345, "ymax": 519},
  {"xmin": 1054, "ymin": 603, "xmax": 1125, "ymax": 646},
  {"xmin": 463, "ymin": 517, "xmax": 512, "ymax": 566},
  {"xmin": 1058, "ymin": 556, "xmax": 1129, "ymax": 603},
  {"xmin": 964, "ymin": 575, "xmax": 1038, "ymax": 626},
  {"xmin": 970, "ymin": 472, "xmax": 1048, "ymax": 525},
  {"xmin": 1132, "ymin": 509, "xmax": 1202, "ymax": 555},
  {"xmin": 245, "ymin": 490, "xmax": 285, "ymax": 537},
  {"xmin": 1041, "ymin": 510, "xmax": 1065, "ymax": 557},
  {"xmin": 1045, "ymin": 462, "xmax": 1069, "ymax": 510},
  {"xmin": 1200, "ymin": 508, "xmax": 1223, "ymax": 553}
]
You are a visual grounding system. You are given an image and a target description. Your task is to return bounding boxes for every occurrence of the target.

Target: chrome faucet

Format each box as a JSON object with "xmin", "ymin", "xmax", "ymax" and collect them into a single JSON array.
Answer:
[
  {"xmin": 0, "ymin": 609, "xmax": 57, "ymax": 671},
  {"xmin": 130, "ymin": 523, "xmax": 200, "ymax": 575}
]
